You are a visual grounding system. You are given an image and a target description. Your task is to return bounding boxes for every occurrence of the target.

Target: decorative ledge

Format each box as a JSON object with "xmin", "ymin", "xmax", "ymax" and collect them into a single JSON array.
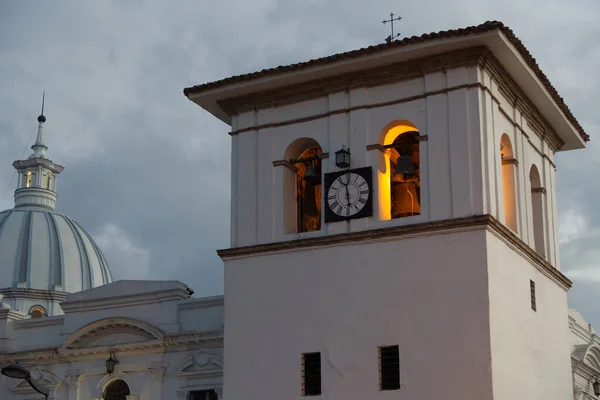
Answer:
[
  {"xmin": 217, "ymin": 214, "xmax": 571, "ymax": 291},
  {"xmin": 502, "ymin": 158, "xmax": 519, "ymax": 166}
]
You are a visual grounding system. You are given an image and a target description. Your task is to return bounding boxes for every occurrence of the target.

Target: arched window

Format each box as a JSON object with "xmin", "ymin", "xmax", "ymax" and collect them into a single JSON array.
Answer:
[
  {"xmin": 530, "ymin": 165, "xmax": 545, "ymax": 256},
  {"xmin": 29, "ymin": 306, "xmax": 46, "ymax": 318},
  {"xmin": 103, "ymin": 379, "xmax": 130, "ymax": 400},
  {"xmin": 500, "ymin": 134, "xmax": 518, "ymax": 232},
  {"xmin": 380, "ymin": 121, "xmax": 421, "ymax": 220},
  {"xmin": 25, "ymin": 171, "xmax": 32, "ymax": 188},
  {"xmin": 284, "ymin": 138, "xmax": 323, "ymax": 233}
]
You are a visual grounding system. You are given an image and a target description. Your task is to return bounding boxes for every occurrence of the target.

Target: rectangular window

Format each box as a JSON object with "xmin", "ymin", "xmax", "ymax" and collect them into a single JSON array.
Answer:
[
  {"xmin": 530, "ymin": 280, "xmax": 536, "ymax": 311},
  {"xmin": 189, "ymin": 389, "xmax": 217, "ymax": 400},
  {"xmin": 302, "ymin": 352, "xmax": 321, "ymax": 396},
  {"xmin": 379, "ymin": 345, "xmax": 400, "ymax": 390}
]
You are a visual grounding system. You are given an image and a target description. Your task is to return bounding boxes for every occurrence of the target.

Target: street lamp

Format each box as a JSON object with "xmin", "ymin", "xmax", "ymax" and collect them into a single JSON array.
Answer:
[
  {"xmin": 106, "ymin": 352, "xmax": 119, "ymax": 375},
  {"xmin": 1, "ymin": 364, "xmax": 48, "ymax": 399}
]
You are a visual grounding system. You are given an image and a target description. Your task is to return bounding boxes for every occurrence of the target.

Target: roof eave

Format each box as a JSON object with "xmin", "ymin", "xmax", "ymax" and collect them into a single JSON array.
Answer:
[
  {"xmin": 185, "ymin": 27, "xmax": 587, "ymax": 150},
  {"xmin": 490, "ymin": 32, "xmax": 585, "ymax": 151}
]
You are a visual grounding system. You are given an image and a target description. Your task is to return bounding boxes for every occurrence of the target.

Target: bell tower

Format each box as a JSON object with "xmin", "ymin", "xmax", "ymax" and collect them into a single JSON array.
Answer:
[{"xmin": 185, "ymin": 22, "xmax": 588, "ymax": 400}]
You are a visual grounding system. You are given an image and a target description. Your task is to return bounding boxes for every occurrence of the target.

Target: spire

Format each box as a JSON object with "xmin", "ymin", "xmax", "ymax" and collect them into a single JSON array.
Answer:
[
  {"xmin": 29, "ymin": 91, "xmax": 48, "ymax": 159},
  {"xmin": 11, "ymin": 93, "xmax": 64, "ymax": 210}
]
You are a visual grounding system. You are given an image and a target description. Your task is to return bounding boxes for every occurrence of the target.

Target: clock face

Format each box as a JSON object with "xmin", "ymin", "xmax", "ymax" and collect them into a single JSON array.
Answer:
[{"xmin": 324, "ymin": 167, "xmax": 373, "ymax": 222}]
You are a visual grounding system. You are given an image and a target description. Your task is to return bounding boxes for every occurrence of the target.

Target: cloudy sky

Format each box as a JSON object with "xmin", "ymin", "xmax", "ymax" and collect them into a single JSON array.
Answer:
[{"xmin": 1, "ymin": 1, "xmax": 598, "ymax": 324}]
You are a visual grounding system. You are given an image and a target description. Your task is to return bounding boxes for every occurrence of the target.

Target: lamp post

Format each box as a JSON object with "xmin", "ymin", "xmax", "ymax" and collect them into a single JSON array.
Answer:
[{"xmin": 1, "ymin": 364, "xmax": 49, "ymax": 399}]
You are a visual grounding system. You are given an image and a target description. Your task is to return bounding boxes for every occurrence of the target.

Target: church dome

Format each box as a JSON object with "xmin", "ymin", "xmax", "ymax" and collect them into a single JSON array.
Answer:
[
  {"xmin": 0, "ymin": 206, "xmax": 112, "ymax": 292},
  {"xmin": 0, "ymin": 104, "xmax": 113, "ymax": 316}
]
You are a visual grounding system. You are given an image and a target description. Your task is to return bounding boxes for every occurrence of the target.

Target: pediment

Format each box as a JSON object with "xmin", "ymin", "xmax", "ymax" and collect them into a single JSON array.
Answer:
[
  {"xmin": 175, "ymin": 351, "xmax": 223, "ymax": 377},
  {"xmin": 59, "ymin": 317, "xmax": 164, "ymax": 352}
]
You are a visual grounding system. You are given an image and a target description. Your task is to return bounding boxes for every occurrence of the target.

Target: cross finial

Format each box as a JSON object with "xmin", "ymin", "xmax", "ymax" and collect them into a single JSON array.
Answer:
[{"xmin": 382, "ymin": 12, "xmax": 402, "ymax": 44}]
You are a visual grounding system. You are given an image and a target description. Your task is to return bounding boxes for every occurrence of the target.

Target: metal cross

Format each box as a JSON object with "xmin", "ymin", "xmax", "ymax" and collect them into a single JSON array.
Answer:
[{"xmin": 382, "ymin": 12, "xmax": 402, "ymax": 44}]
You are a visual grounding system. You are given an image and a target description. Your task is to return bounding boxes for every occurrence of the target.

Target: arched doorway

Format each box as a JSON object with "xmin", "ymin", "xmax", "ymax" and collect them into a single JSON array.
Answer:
[{"xmin": 103, "ymin": 379, "xmax": 130, "ymax": 400}]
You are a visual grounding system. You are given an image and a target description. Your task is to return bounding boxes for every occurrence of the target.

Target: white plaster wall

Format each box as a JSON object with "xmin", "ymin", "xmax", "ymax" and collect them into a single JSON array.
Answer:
[
  {"xmin": 223, "ymin": 230, "xmax": 493, "ymax": 400},
  {"xmin": 486, "ymin": 232, "xmax": 572, "ymax": 400},
  {"xmin": 479, "ymin": 69, "xmax": 561, "ymax": 268},
  {"xmin": 229, "ymin": 66, "xmax": 489, "ymax": 248}
]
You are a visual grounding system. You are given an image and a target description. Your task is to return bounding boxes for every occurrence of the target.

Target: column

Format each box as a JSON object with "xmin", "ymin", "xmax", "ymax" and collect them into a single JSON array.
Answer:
[
  {"xmin": 65, "ymin": 374, "xmax": 80, "ymax": 400},
  {"xmin": 148, "ymin": 367, "xmax": 165, "ymax": 400}
]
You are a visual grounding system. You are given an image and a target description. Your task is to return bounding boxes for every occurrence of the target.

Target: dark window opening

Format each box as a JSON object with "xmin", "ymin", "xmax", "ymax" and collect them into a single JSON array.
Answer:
[
  {"xmin": 296, "ymin": 148, "xmax": 322, "ymax": 233},
  {"xmin": 390, "ymin": 132, "xmax": 420, "ymax": 219},
  {"xmin": 103, "ymin": 379, "xmax": 130, "ymax": 400},
  {"xmin": 302, "ymin": 352, "xmax": 321, "ymax": 396},
  {"xmin": 379, "ymin": 345, "xmax": 400, "ymax": 390},
  {"xmin": 189, "ymin": 389, "xmax": 218, "ymax": 400},
  {"xmin": 530, "ymin": 280, "xmax": 536, "ymax": 311}
]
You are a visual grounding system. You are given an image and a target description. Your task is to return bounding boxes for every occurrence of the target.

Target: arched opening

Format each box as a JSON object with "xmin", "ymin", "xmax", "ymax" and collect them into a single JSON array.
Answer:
[
  {"xmin": 103, "ymin": 379, "xmax": 130, "ymax": 400},
  {"xmin": 530, "ymin": 165, "xmax": 545, "ymax": 256},
  {"xmin": 25, "ymin": 171, "xmax": 32, "ymax": 188},
  {"xmin": 500, "ymin": 134, "xmax": 518, "ymax": 232},
  {"xmin": 29, "ymin": 305, "xmax": 46, "ymax": 319},
  {"xmin": 379, "ymin": 121, "xmax": 421, "ymax": 220},
  {"xmin": 284, "ymin": 138, "xmax": 323, "ymax": 233},
  {"xmin": 45, "ymin": 174, "xmax": 51, "ymax": 189}
]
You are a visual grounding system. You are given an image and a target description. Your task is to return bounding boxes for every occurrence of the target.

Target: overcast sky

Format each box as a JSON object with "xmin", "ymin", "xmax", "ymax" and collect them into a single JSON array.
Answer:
[{"xmin": 1, "ymin": 1, "xmax": 598, "ymax": 325}]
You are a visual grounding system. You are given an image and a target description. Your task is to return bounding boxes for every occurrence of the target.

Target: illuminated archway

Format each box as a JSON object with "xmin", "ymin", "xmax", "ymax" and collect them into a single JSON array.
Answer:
[
  {"xmin": 284, "ymin": 138, "xmax": 323, "ymax": 233},
  {"xmin": 500, "ymin": 134, "xmax": 518, "ymax": 232},
  {"xmin": 379, "ymin": 120, "xmax": 421, "ymax": 221}
]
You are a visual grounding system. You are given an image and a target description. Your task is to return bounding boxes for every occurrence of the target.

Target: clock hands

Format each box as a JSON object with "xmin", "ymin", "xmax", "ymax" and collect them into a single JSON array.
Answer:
[{"xmin": 343, "ymin": 174, "xmax": 352, "ymax": 207}]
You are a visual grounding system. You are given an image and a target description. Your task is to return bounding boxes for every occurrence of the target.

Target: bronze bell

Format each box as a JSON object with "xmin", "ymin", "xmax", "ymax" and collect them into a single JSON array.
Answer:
[
  {"xmin": 303, "ymin": 164, "xmax": 320, "ymax": 185},
  {"xmin": 392, "ymin": 154, "xmax": 415, "ymax": 182}
]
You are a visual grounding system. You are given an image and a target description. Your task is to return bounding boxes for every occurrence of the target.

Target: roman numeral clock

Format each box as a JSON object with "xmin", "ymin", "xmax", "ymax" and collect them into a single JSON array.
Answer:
[{"xmin": 324, "ymin": 167, "xmax": 373, "ymax": 222}]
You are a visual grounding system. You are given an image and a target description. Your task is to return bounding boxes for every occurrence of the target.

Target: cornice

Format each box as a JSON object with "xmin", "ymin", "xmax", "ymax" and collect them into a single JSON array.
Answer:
[
  {"xmin": 14, "ymin": 315, "xmax": 64, "ymax": 329},
  {"xmin": 0, "ymin": 331, "xmax": 224, "ymax": 363},
  {"xmin": 12, "ymin": 158, "xmax": 64, "ymax": 174},
  {"xmin": 0, "ymin": 287, "xmax": 69, "ymax": 302},
  {"xmin": 220, "ymin": 46, "xmax": 486, "ymax": 118},
  {"xmin": 478, "ymin": 49, "xmax": 564, "ymax": 151},
  {"xmin": 60, "ymin": 287, "xmax": 190, "ymax": 313},
  {"xmin": 217, "ymin": 214, "xmax": 571, "ymax": 291},
  {"xmin": 219, "ymin": 46, "xmax": 564, "ymax": 152},
  {"xmin": 178, "ymin": 295, "xmax": 224, "ymax": 311}
]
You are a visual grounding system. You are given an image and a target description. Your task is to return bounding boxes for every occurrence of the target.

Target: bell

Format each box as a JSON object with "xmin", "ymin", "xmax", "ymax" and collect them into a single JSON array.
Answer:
[
  {"xmin": 303, "ymin": 164, "xmax": 320, "ymax": 185},
  {"xmin": 391, "ymin": 182, "xmax": 421, "ymax": 218},
  {"xmin": 392, "ymin": 154, "xmax": 415, "ymax": 182}
]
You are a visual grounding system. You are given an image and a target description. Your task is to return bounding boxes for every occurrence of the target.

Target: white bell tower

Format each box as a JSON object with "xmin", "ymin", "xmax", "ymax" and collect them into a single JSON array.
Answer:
[{"xmin": 186, "ymin": 22, "xmax": 588, "ymax": 400}]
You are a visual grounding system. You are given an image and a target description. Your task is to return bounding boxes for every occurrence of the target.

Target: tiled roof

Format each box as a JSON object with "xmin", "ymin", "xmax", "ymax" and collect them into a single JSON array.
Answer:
[{"xmin": 184, "ymin": 21, "xmax": 589, "ymax": 142}]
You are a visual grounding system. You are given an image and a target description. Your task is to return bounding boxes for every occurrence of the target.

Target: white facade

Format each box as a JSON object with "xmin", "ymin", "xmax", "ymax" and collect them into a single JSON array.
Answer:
[{"xmin": 0, "ymin": 281, "xmax": 224, "ymax": 399}]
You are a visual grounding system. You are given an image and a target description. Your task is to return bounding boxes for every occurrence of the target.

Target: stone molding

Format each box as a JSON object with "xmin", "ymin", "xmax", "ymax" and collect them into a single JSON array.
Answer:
[
  {"xmin": 178, "ymin": 295, "xmax": 224, "ymax": 311},
  {"xmin": 217, "ymin": 46, "xmax": 564, "ymax": 150},
  {"xmin": 217, "ymin": 214, "xmax": 571, "ymax": 291},
  {"xmin": 3, "ymin": 329, "xmax": 223, "ymax": 363},
  {"xmin": 60, "ymin": 286, "xmax": 190, "ymax": 313},
  {"xmin": 58, "ymin": 317, "xmax": 165, "ymax": 352},
  {"xmin": 0, "ymin": 287, "xmax": 69, "ymax": 302}
]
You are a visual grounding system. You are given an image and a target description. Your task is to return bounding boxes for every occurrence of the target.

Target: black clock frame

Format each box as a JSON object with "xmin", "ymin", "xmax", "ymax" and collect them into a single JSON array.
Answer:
[{"xmin": 324, "ymin": 166, "xmax": 373, "ymax": 223}]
